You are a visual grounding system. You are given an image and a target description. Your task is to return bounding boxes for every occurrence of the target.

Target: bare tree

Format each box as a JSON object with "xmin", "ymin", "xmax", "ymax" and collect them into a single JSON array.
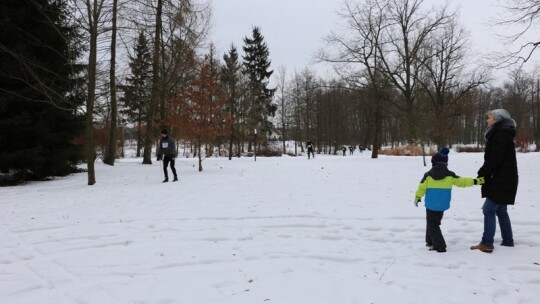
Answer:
[
  {"xmin": 275, "ymin": 66, "xmax": 290, "ymax": 154},
  {"xmin": 319, "ymin": 0, "xmax": 499, "ymax": 151},
  {"xmin": 288, "ymin": 71, "xmax": 304, "ymax": 154},
  {"xmin": 418, "ymin": 18, "xmax": 488, "ymax": 147},
  {"xmin": 319, "ymin": 0, "xmax": 393, "ymax": 158},
  {"xmin": 160, "ymin": 0, "xmax": 211, "ymax": 121},
  {"xmin": 375, "ymin": 0, "xmax": 453, "ymax": 141},
  {"xmin": 142, "ymin": 0, "xmax": 163, "ymax": 165},
  {"xmin": 71, "ymin": 0, "xmax": 113, "ymax": 185},
  {"xmin": 127, "ymin": 0, "xmax": 210, "ymax": 164},
  {"xmin": 298, "ymin": 68, "xmax": 319, "ymax": 144},
  {"xmin": 501, "ymin": 68, "xmax": 534, "ymax": 148},
  {"xmin": 496, "ymin": 0, "xmax": 540, "ymax": 66}
]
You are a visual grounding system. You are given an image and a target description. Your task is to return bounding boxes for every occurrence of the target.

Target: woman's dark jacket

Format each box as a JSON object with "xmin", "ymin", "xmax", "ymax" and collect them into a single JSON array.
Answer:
[{"xmin": 478, "ymin": 119, "xmax": 518, "ymax": 204}]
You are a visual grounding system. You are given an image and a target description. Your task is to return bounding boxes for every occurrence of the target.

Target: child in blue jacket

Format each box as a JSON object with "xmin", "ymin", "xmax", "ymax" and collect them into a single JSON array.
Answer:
[{"xmin": 414, "ymin": 148, "xmax": 484, "ymax": 252}]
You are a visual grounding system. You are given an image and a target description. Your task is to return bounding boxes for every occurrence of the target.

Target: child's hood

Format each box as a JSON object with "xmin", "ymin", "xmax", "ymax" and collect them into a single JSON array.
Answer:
[{"xmin": 428, "ymin": 165, "xmax": 456, "ymax": 180}]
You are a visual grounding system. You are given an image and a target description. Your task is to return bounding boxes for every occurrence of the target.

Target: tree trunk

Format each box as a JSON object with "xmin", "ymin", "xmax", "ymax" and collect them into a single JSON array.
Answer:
[
  {"xmin": 104, "ymin": 0, "xmax": 118, "ymax": 166},
  {"xmin": 143, "ymin": 0, "xmax": 162, "ymax": 164},
  {"xmin": 371, "ymin": 99, "xmax": 382, "ymax": 159},
  {"xmin": 136, "ymin": 126, "xmax": 142, "ymax": 157},
  {"xmin": 282, "ymin": 124, "xmax": 286, "ymax": 155},
  {"xmin": 228, "ymin": 135, "xmax": 233, "ymax": 160},
  {"xmin": 536, "ymin": 79, "xmax": 540, "ymax": 151},
  {"xmin": 198, "ymin": 140, "xmax": 203, "ymax": 171},
  {"xmin": 406, "ymin": 98, "xmax": 417, "ymax": 142},
  {"xmin": 85, "ymin": 2, "xmax": 99, "ymax": 185}
]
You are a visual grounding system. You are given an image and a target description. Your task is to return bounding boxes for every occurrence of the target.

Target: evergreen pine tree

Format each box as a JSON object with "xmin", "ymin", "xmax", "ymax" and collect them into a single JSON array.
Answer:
[
  {"xmin": 120, "ymin": 31, "xmax": 153, "ymax": 157},
  {"xmin": 221, "ymin": 45, "xmax": 242, "ymax": 159},
  {"xmin": 0, "ymin": 0, "xmax": 85, "ymax": 184},
  {"xmin": 242, "ymin": 27, "xmax": 277, "ymax": 141}
]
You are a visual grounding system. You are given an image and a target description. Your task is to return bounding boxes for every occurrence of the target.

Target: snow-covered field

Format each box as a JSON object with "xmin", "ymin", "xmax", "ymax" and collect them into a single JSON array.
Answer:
[{"xmin": 1, "ymin": 151, "xmax": 539, "ymax": 304}]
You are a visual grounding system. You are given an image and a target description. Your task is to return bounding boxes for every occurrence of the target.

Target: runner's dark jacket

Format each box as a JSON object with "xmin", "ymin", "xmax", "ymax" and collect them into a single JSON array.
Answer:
[{"xmin": 158, "ymin": 136, "xmax": 177, "ymax": 158}]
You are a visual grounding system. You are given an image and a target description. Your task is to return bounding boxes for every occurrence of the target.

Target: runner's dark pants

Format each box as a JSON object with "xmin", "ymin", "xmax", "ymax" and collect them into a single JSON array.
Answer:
[
  {"xmin": 426, "ymin": 209, "xmax": 446, "ymax": 250},
  {"xmin": 163, "ymin": 155, "xmax": 177, "ymax": 179}
]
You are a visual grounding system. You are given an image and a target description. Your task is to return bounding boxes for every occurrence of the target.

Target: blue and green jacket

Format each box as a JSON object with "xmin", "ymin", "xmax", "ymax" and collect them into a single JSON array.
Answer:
[{"xmin": 415, "ymin": 165, "xmax": 475, "ymax": 211}]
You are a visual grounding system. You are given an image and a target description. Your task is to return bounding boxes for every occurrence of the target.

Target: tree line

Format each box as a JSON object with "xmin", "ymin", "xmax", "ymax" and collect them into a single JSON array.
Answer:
[{"xmin": 1, "ymin": 0, "xmax": 539, "ymax": 185}]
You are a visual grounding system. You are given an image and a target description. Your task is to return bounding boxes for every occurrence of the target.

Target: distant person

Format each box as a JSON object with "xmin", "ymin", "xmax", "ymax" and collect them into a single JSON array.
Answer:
[
  {"xmin": 359, "ymin": 144, "xmax": 365, "ymax": 152},
  {"xmin": 306, "ymin": 139, "xmax": 315, "ymax": 159},
  {"xmin": 342, "ymin": 146, "xmax": 347, "ymax": 156},
  {"xmin": 471, "ymin": 109, "xmax": 518, "ymax": 253},
  {"xmin": 349, "ymin": 146, "xmax": 354, "ymax": 155},
  {"xmin": 157, "ymin": 129, "xmax": 178, "ymax": 183},
  {"xmin": 414, "ymin": 147, "xmax": 483, "ymax": 253}
]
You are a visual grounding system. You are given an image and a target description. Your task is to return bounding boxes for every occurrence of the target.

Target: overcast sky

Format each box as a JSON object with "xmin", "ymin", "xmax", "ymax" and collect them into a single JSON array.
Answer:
[
  {"xmin": 211, "ymin": 0, "xmax": 337, "ymax": 75},
  {"xmin": 211, "ymin": 0, "xmax": 538, "ymax": 79}
]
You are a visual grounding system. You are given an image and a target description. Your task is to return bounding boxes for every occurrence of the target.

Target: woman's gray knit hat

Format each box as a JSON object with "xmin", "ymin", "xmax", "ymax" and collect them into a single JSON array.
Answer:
[{"xmin": 489, "ymin": 109, "xmax": 512, "ymax": 122}]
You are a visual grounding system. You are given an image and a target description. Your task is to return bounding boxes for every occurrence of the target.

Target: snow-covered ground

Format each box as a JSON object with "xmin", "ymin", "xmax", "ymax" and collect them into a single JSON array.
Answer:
[{"xmin": 1, "ymin": 151, "xmax": 539, "ymax": 304}]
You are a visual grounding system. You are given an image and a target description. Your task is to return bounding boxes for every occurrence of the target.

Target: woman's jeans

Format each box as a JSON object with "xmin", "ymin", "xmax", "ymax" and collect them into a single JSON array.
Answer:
[{"xmin": 481, "ymin": 198, "xmax": 514, "ymax": 246}]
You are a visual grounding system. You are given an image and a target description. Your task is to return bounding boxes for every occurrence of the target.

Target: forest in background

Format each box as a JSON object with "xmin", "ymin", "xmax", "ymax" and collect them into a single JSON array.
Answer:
[{"xmin": 1, "ymin": 0, "xmax": 540, "ymax": 185}]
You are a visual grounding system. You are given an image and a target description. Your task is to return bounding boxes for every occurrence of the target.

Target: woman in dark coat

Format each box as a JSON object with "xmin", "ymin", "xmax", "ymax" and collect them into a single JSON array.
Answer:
[{"xmin": 471, "ymin": 109, "xmax": 518, "ymax": 253}]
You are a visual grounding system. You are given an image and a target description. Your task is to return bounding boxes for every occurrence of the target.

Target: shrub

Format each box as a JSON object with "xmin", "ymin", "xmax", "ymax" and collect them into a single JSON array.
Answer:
[
  {"xmin": 378, "ymin": 145, "xmax": 431, "ymax": 156},
  {"xmin": 256, "ymin": 149, "xmax": 282, "ymax": 157}
]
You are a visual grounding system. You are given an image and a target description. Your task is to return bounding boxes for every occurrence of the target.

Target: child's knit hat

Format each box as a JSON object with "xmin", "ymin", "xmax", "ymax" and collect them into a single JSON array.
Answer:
[{"xmin": 431, "ymin": 147, "xmax": 450, "ymax": 166}]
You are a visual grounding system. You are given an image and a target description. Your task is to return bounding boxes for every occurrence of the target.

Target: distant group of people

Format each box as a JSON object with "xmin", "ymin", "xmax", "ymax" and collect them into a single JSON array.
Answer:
[
  {"xmin": 414, "ymin": 109, "xmax": 518, "ymax": 253},
  {"xmin": 305, "ymin": 141, "xmax": 367, "ymax": 158},
  {"xmin": 343, "ymin": 144, "xmax": 366, "ymax": 156}
]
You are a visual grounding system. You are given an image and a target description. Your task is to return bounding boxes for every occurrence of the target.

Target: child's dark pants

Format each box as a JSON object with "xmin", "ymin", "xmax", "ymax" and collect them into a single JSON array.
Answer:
[{"xmin": 426, "ymin": 209, "xmax": 446, "ymax": 251}]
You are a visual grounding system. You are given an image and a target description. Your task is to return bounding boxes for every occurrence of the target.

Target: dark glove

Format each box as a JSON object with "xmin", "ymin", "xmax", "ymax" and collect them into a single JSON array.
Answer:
[
  {"xmin": 157, "ymin": 155, "xmax": 162, "ymax": 161},
  {"xmin": 414, "ymin": 196, "xmax": 421, "ymax": 207},
  {"xmin": 474, "ymin": 177, "xmax": 485, "ymax": 185}
]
